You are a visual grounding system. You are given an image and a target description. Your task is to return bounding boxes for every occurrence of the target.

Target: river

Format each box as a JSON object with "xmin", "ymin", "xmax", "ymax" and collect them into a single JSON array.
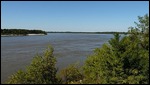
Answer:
[{"xmin": 1, "ymin": 33, "xmax": 115, "ymax": 83}]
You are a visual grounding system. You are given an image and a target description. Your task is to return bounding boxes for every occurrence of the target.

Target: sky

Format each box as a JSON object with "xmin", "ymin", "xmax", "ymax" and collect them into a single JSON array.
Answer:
[{"xmin": 1, "ymin": 1, "xmax": 149, "ymax": 32}]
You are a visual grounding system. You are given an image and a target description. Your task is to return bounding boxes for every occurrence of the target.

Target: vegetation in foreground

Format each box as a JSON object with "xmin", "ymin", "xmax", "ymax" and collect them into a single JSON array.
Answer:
[
  {"xmin": 6, "ymin": 14, "xmax": 149, "ymax": 84},
  {"xmin": 7, "ymin": 46, "xmax": 60, "ymax": 84},
  {"xmin": 1, "ymin": 29, "xmax": 47, "ymax": 35}
]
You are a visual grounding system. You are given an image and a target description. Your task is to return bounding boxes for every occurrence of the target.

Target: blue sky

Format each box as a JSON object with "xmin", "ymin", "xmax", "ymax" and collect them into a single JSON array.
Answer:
[{"xmin": 1, "ymin": 1, "xmax": 149, "ymax": 32}]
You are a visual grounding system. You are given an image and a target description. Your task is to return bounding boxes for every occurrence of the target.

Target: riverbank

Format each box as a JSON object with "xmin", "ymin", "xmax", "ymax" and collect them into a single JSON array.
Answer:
[
  {"xmin": 47, "ymin": 31, "xmax": 128, "ymax": 34},
  {"xmin": 27, "ymin": 34, "xmax": 46, "ymax": 36},
  {"xmin": 1, "ymin": 34, "xmax": 46, "ymax": 37}
]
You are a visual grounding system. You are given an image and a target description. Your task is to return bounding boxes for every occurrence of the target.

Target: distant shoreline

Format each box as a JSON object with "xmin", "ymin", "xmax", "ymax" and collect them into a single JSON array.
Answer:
[
  {"xmin": 46, "ymin": 32, "xmax": 128, "ymax": 34},
  {"xmin": 1, "ymin": 32, "xmax": 128, "ymax": 37},
  {"xmin": 1, "ymin": 29, "xmax": 47, "ymax": 36},
  {"xmin": 1, "ymin": 34, "xmax": 46, "ymax": 37}
]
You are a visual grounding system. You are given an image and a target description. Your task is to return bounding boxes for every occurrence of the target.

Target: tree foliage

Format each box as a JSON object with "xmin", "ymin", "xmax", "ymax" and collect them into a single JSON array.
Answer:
[
  {"xmin": 83, "ymin": 14, "xmax": 149, "ymax": 84},
  {"xmin": 7, "ymin": 46, "xmax": 60, "ymax": 84},
  {"xmin": 59, "ymin": 63, "xmax": 83, "ymax": 84}
]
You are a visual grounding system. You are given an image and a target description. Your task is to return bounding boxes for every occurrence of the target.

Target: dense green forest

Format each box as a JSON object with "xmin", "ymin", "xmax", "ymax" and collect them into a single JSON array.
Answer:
[
  {"xmin": 1, "ymin": 29, "xmax": 47, "ymax": 35},
  {"xmin": 6, "ymin": 14, "xmax": 149, "ymax": 84}
]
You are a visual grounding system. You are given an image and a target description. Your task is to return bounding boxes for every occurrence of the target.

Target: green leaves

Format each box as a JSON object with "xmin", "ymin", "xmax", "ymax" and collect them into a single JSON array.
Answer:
[
  {"xmin": 59, "ymin": 63, "xmax": 83, "ymax": 84},
  {"xmin": 7, "ymin": 45, "xmax": 59, "ymax": 84},
  {"xmin": 83, "ymin": 14, "xmax": 149, "ymax": 84},
  {"xmin": 7, "ymin": 70, "xmax": 26, "ymax": 84}
]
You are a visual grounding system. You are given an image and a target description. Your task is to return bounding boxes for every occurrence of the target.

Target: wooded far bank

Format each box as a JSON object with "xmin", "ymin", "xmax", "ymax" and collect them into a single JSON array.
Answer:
[
  {"xmin": 1, "ymin": 29, "xmax": 47, "ymax": 35},
  {"xmin": 47, "ymin": 31, "xmax": 128, "ymax": 34}
]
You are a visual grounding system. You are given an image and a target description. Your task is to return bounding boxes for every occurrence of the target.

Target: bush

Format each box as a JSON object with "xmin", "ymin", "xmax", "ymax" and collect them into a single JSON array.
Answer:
[
  {"xmin": 59, "ymin": 63, "xmax": 83, "ymax": 84},
  {"xmin": 7, "ymin": 46, "xmax": 60, "ymax": 84}
]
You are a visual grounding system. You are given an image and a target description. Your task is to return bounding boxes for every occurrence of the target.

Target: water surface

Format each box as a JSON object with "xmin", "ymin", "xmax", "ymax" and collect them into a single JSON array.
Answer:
[{"xmin": 1, "ymin": 33, "xmax": 114, "ymax": 83}]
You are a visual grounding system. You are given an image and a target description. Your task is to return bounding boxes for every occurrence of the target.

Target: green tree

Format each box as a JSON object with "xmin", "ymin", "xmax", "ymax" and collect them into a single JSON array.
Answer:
[
  {"xmin": 59, "ymin": 63, "xmax": 83, "ymax": 84},
  {"xmin": 7, "ymin": 46, "xmax": 60, "ymax": 84},
  {"xmin": 83, "ymin": 14, "xmax": 149, "ymax": 84},
  {"xmin": 126, "ymin": 14, "xmax": 149, "ymax": 84}
]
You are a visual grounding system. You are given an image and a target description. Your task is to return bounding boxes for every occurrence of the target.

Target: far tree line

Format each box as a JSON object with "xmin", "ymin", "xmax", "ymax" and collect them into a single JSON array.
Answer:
[
  {"xmin": 1, "ymin": 29, "xmax": 47, "ymax": 35},
  {"xmin": 1, "ymin": 29, "xmax": 128, "ymax": 35},
  {"xmin": 47, "ymin": 31, "xmax": 128, "ymax": 34}
]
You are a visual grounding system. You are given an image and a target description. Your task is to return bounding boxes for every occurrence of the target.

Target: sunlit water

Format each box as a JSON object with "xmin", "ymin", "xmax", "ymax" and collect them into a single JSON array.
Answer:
[{"xmin": 1, "ymin": 33, "xmax": 115, "ymax": 83}]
